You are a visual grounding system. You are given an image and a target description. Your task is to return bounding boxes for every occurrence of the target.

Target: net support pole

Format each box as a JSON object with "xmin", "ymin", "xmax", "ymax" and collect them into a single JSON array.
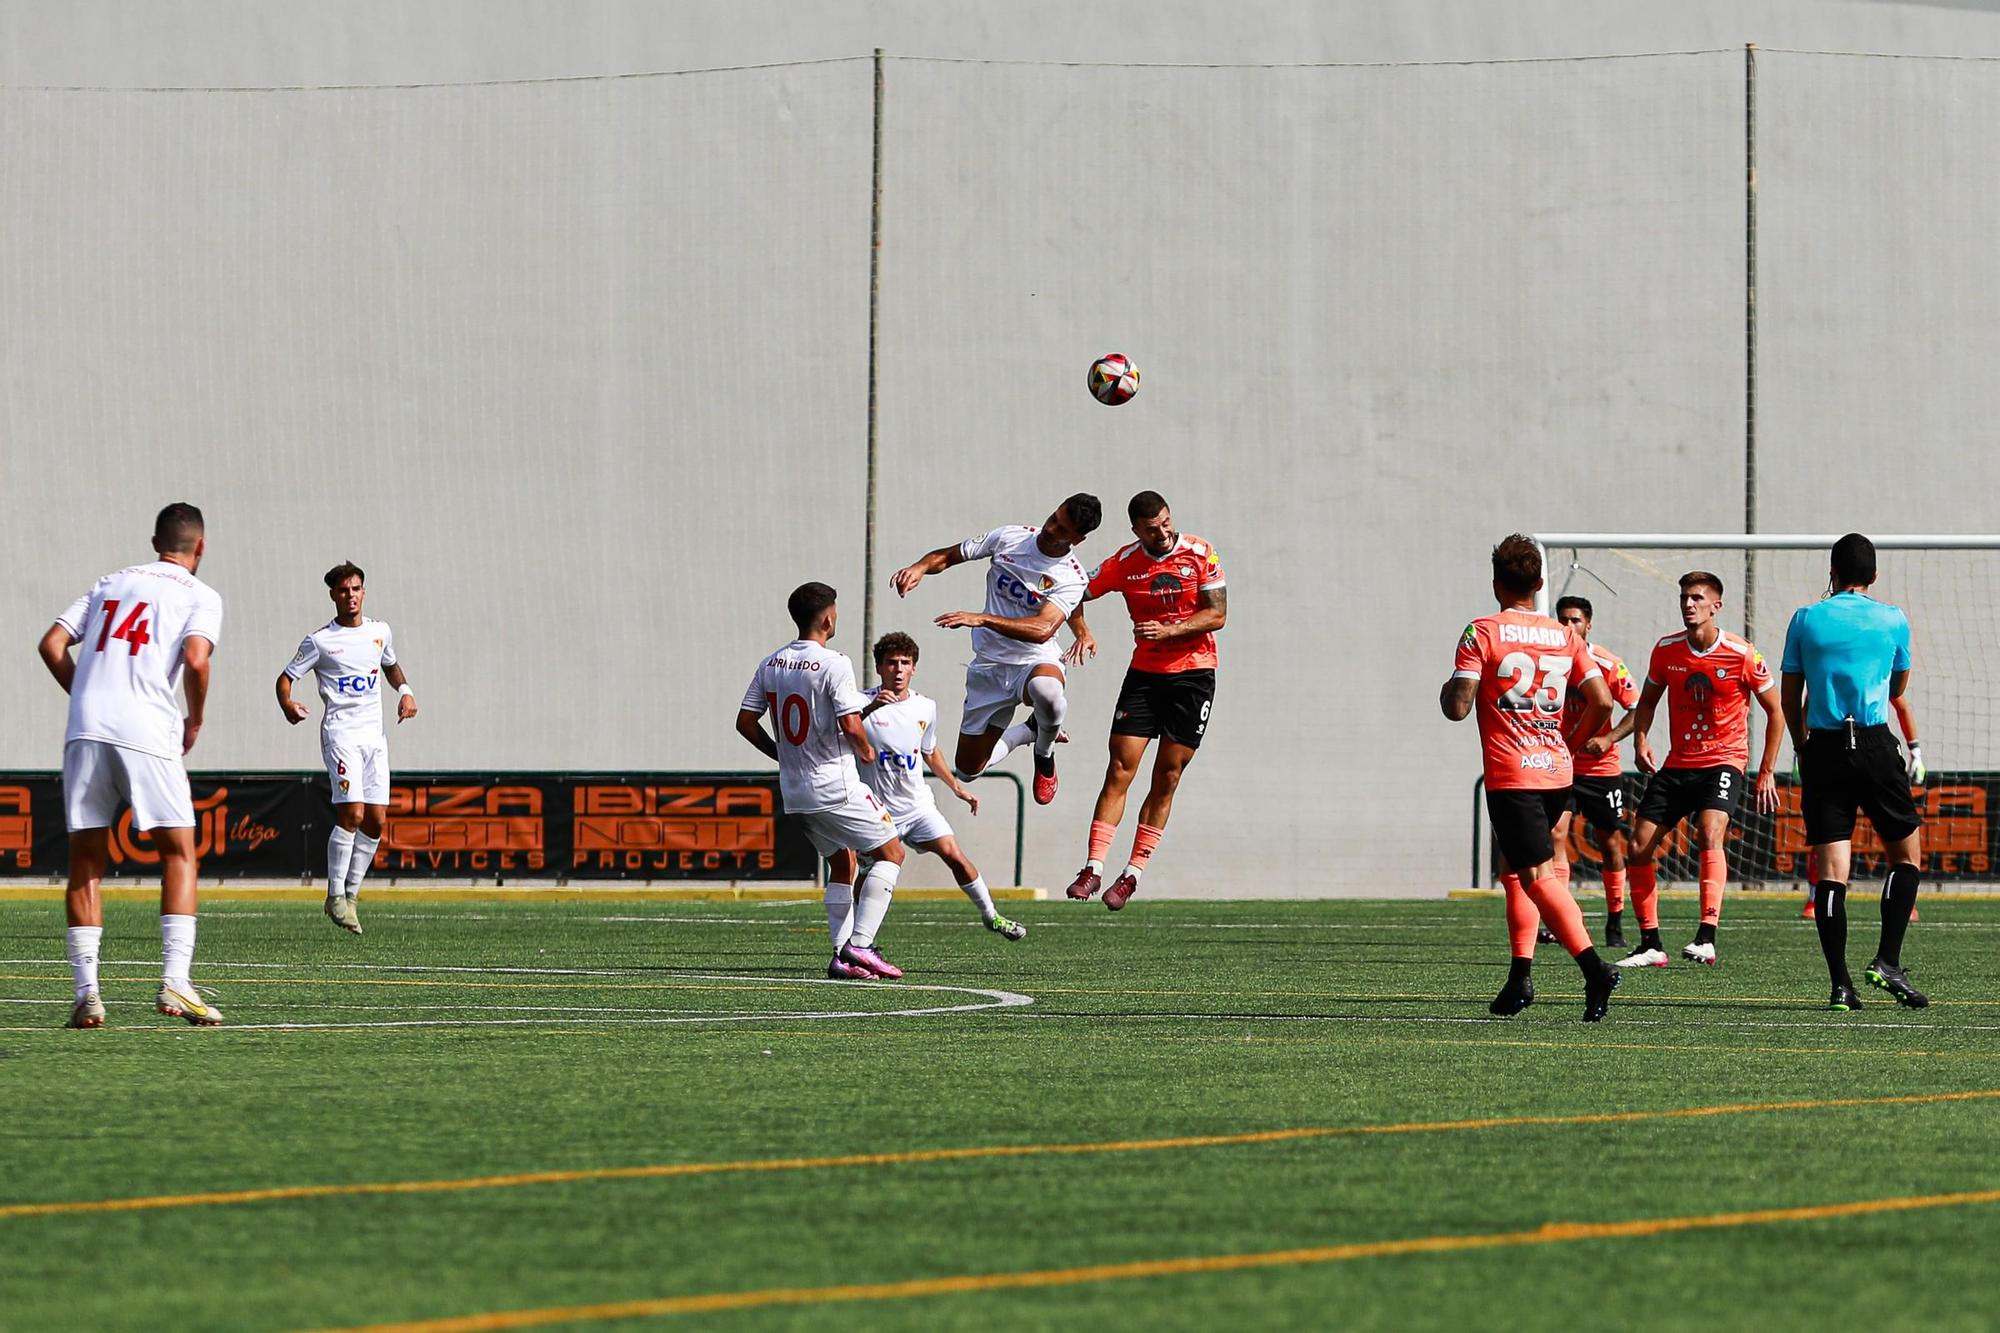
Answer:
[
  {"xmin": 1743, "ymin": 42, "xmax": 1759, "ymax": 646},
  {"xmin": 863, "ymin": 48, "xmax": 885, "ymax": 656}
]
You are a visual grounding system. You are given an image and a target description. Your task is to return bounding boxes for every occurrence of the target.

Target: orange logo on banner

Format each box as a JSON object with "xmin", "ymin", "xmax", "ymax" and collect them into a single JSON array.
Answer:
[
  {"xmin": 0, "ymin": 785, "xmax": 31, "ymax": 869},
  {"xmin": 1774, "ymin": 784, "xmax": 1989, "ymax": 876},
  {"xmin": 571, "ymin": 784, "xmax": 779, "ymax": 873},
  {"xmin": 384, "ymin": 784, "xmax": 546, "ymax": 872},
  {"xmin": 112, "ymin": 788, "xmax": 231, "ymax": 865}
]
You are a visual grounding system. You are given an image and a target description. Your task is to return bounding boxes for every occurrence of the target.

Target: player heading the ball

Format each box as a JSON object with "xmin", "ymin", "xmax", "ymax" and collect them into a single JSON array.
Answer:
[
  {"xmin": 37, "ymin": 502, "xmax": 226, "ymax": 1028},
  {"xmin": 277, "ymin": 562, "xmax": 418, "ymax": 936},
  {"xmin": 1441, "ymin": 534, "xmax": 1620, "ymax": 1022},
  {"xmin": 737, "ymin": 583, "xmax": 908, "ymax": 981},
  {"xmin": 890, "ymin": 495, "xmax": 1101, "ymax": 806}
]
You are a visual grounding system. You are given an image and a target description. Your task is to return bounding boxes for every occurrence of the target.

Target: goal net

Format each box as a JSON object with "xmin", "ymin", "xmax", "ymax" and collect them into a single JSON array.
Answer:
[{"xmin": 1514, "ymin": 534, "xmax": 2000, "ymax": 893}]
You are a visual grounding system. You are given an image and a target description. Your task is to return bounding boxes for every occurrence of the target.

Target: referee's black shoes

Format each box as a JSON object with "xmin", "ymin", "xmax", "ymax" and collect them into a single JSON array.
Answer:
[{"xmin": 1865, "ymin": 959, "xmax": 1930, "ymax": 1009}]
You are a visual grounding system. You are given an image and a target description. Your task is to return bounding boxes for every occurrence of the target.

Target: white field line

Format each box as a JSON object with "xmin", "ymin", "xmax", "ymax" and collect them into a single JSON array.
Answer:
[{"xmin": 1010, "ymin": 1011, "xmax": 2000, "ymax": 1034}]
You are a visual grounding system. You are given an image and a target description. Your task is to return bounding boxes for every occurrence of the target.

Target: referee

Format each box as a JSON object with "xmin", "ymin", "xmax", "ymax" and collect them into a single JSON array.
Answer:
[{"xmin": 1779, "ymin": 533, "xmax": 1928, "ymax": 1010}]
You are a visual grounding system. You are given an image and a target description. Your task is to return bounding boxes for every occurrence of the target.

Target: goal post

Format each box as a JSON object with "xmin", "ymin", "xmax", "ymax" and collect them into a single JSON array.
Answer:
[{"xmin": 1474, "ymin": 533, "xmax": 2000, "ymax": 892}]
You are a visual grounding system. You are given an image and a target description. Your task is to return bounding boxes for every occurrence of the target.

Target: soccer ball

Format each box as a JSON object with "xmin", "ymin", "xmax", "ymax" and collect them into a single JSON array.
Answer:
[{"xmin": 1088, "ymin": 354, "xmax": 1140, "ymax": 405}]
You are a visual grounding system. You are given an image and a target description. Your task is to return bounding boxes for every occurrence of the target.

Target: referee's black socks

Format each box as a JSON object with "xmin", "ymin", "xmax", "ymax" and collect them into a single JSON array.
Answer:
[
  {"xmin": 1813, "ymin": 881, "xmax": 1851, "ymax": 986},
  {"xmin": 1877, "ymin": 863, "xmax": 1921, "ymax": 968}
]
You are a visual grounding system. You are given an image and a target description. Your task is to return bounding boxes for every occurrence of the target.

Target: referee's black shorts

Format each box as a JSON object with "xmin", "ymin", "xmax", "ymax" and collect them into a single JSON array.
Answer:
[{"xmin": 1799, "ymin": 723, "xmax": 1923, "ymax": 847}]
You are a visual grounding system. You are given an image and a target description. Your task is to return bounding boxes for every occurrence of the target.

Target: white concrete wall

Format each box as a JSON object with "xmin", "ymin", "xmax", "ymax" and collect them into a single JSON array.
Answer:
[{"xmin": 5, "ymin": 4, "xmax": 2000, "ymax": 894}]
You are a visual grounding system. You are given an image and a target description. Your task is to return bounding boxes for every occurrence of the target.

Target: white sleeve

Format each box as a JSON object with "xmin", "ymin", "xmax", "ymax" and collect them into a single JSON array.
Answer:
[
  {"xmin": 379, "ymin": 623, "xmax": 398, "ymax": 667},
  {"xmin": 740, "ymin": 665, "xmax": 768, "ymax": 715},
  {"xmin": 1043, "ymin": 573, "xmax": 1087, "ymax": 616},
  {"xmin": 919, "ymin": 700, "xmax": 939, "ymax": 755},
  {"xmin": 958, "ymin": 528, "xmax": 1004, "ymax": 562},
  {"xmin": 186, "ymin": 588, "xmax": 223, "ymax": 649},
  {"xmin": 283, "ymin": 634, "xmax": 321, "ymax": 680},
  {"xmin": 825, "ymin": 655, "xmax": 866, "ymax": 717},
  {"xmin": 54, "ymin": 589, "xmax": 93, "ymax": 639}
]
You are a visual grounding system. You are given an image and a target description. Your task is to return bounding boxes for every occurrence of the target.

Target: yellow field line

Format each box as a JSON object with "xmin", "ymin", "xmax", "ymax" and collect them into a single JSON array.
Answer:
[
  {"xmin": 5, "ymin": 1088, "xmax": 1995, "ymax": 1224},
  {"xmin": 305, "ymin": 1186, "xmax": 2000, "ymax": 1332},
  {"xmin": 0, "ymin": 886, "xmax": 1043, "ymax": 903}
]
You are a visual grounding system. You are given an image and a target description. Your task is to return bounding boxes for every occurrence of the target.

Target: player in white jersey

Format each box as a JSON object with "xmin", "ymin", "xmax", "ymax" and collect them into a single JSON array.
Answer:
[
  {"xmin": 737, "ymin": 582, "xmax": 909, "ymax": 980},
  {"xmin": 890, "ymin": 494, "xmax": 1101, "ymax": 806},
  {"xmin": 36, "ymin": 503, "xmax": 225, "ymax": 1028},
  {"xmin": 828, "ymin": 633, "xmax": 1028, "ymax": 944},
  {"xmin": 277, "ymin": 562, "xmax": 418, "ymax": 935}
]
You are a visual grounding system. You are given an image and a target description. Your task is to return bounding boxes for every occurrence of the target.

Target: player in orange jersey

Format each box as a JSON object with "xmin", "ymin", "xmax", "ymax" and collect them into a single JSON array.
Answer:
[
  {"xmin": 1442, "ymin": 534, "xmax": 1620, "ymax": 1021},
  {"xmin": 1553, "ymin": 596, "xmax": 1641, "ymax": 950},
  {"xmin": 1597, "ymin": 571, "xmax": 1784, "ymax": 968},
  {"xmin": 1059, "ymin": 492, "xmax": 1226, "ymax": 911}
]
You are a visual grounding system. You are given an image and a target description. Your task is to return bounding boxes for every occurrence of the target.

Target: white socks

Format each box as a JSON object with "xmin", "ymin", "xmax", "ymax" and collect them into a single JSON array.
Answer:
[
  {"xmin": 958, "ymin": 874, "xmax": 996, "ymax": 921},
  {"xmin": 1025, "ymin": 675, "xmax": 1067, "ymax": 756},
  {"xmin": 327, "ymin": 827, "xmax": 356, "ymax": 898},
  {"xmin": 847, "ymin": 858, "xmax": 901, "ymax": 948},
  {"xmin": 160, "ymin": 914, "xmax": 196, "ymax": 990},
  {"xmin": 825, "ymin": 879, "xmax": 855, "ymax": 948},
  {"xmin": 1086, "ymin": 859, "xmax": 1104, "ymax": 874},
  {"xmin": 983, "ymin": 721, "xmax": 1035, "ymax": 770},
  {"xmin": 1121, "ymin": 863, "xmax": 1146, "ymax": 884},
  {"xmin": 346, "ymin": 832, "xmax": 380, "ymax": 898},
  {"xmin": 66, "ymin": 925, "xmax": 102, "ymax": 1000}
]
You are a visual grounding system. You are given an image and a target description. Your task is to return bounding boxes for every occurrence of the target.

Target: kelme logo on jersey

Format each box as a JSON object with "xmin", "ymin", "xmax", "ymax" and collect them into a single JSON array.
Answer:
[{"xmin": 333, "ymin": 671, "xmax": 380, "ymax": 695}]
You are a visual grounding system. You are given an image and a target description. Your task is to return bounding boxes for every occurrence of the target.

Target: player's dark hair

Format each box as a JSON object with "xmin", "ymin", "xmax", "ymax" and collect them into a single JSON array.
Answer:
[
  {"xmin": 1490, "ymin": 534, "xmax": 1542, "ymax": 597},
  {"xmin": 1679, "ymin": 570, "xmax": 1725, "ymax": 597},
  {"xmin": 324, "ymin": 561, "xmax": 365, "ymax": 589},
  {"xmin": 1554, "ymin": 595, "xmax": 1593, "ymax": 622},
  {"xmin": 1127, "ymin": 490, "xmax": 1169, "ymax": 523},
  {"xmin": 788, "ymin": 582, "xmax": 838, "ymax": 634},
  {"xmin": 873, "ymin": 632, "xmax": 919, "ymax": 666},
  {"xmin": 1061, "ymin": 493, "xmax": 1104, "ymax": 535},
  {"xmin": 1831, "ymin": 532, "xmax": 1878, "ymax": 587},
  {"xmin": 152, "ymin": 502, "xmax": 205, "ymax": 553}
]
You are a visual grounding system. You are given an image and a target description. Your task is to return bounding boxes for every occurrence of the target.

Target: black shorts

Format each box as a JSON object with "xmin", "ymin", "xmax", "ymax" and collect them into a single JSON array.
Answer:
[
  {"xmin": 1569, "ymin": 774, "xmax": 1630, "ymax": 836},
  {"xmin": 1111, "ymin": 667, "xmax": 1216, "ymax": 750},
  {"xmin": 1800, "ymin": 725, "xmax": 1923, "ymax": 846},
  {"xmin": 1637, "ymin": 765, "xmax": 1744, "ymax": 831},
  {"xmin": 1486, "ymin": 788, "xmax": 1570, "ymax": 872}
]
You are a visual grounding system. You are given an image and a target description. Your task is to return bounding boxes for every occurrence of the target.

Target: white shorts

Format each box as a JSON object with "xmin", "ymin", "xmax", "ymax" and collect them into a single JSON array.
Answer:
[
  {"xmin": 798, "ymin": 787, "xmax": 899, "ymax": 857},
  {"xmin": 893, "ymin": 805, "xmax": 956, "ymax": 848},
  {"xmin": 959, "ymin": 659, "xmax": 1058, "ymax": 736},
  {"xmin": 63, "ymin": 740, "xmax": 194, "ymax": 832},
  {"xmin": 324, "ymin": 735, "xmax": 390, "ymax": 805}
]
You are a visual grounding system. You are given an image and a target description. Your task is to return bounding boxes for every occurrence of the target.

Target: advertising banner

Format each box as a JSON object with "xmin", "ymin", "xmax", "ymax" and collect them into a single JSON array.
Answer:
[{"xmin": 0, "ymin": 771, "xmax": 817, "ymax": 881}]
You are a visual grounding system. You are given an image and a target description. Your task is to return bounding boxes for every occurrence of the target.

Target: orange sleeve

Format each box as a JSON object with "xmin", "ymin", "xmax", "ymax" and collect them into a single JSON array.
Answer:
[
  {"xmin": 1646, "ymin": 639, "xmax": 1669, "ymax": 686},
  {"xmin": 1745, "ymin": 642, "xmax": 1774, "ymax": 690},
  {"xmin": 1199, "ymin": 545, "xmax": 1226, "ymax": 588},
  {"xmin": 1571, "ymin": 634, "xmax": 1602, "ymax": 687},
  {"xmin": 1086, "ymin": 552, "xmax": 1123, "ymax": 600},
  {"xmin": 1453, "ymin": 621, "xmax": 1483, "ymax": 677},
  {"xmin": 1612, "ymin": 659, "xmax": 1642, "ymax": 709}
]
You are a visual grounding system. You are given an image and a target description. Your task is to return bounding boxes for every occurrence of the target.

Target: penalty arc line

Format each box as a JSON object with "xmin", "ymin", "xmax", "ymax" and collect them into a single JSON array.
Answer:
[
  {"xmin": 303, "ymin": 1186, "xmax": 2000, "ymax": 1332},
  {"xmin": 4, "ymin": 1087, "xmax": 1996, "ymax": 1223}
]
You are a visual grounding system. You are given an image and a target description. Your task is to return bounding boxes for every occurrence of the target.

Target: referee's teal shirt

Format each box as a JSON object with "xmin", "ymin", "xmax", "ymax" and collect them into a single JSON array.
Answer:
[{"xmin": 1779, "ymin": 592, "xmax": 1912, "ymax": 731}]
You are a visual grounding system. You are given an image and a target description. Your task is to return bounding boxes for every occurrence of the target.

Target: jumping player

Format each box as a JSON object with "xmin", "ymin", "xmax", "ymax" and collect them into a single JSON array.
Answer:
[
  {"xmin": 1781, "ymin": 534, "xmax": 1928, "ymax": 1009},
  {"xmin": 37, "ymin": 503, "xmax": 226, "ymax": 1028},
  {"xmin": 889, "ymin": 496, "xmax": 1100, "ymax": 805},
  {"xmin": 1609, "ymin": 571, "xmax": 1784, "ymax": 967},
  {"xmin": 1060, "ymin": 491, "xmax": 1227, "ymax": 911},
  {"xmin": 1557, "ymin": 596, "xmax": 1641, "ymax": 949},
  {"xmin": 826, "ymin": 633, "xmax": 1028, "ymax": 944},
  {"xmin": 1441, "ymin": 534, "xmax": 1620, "ymax": 1021},
  {"xmin": 737, "ymin": 582, "xmax": 907, "ymax": 980},
  {"xmin": 277, "ymin": 561, "xmax": 418, "ymax": 935}
]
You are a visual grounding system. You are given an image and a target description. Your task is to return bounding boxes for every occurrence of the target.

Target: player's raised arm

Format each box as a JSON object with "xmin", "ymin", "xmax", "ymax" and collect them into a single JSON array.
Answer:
[
  {"xmin": 937, "ymin": 600, "xmax": 1067, "ymax": 645},
  {"xmin": 37, "ymin": 622, "xmax": 79, "ymax": 694},
  {"xmin": 891, "ymin": 542, "xmax": 969, "ymax": 598}
]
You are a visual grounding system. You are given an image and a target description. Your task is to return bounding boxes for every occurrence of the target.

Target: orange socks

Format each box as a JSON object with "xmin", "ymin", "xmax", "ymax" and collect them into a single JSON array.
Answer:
[
  {"xmin": 1630, "ymin": 863, "xmax": 1659, "ymax": 930},
  {"xmin": 1602, "ymin": 868, "xmax": 1627, "ymax": 913},
  {"xmin": 1699, "ymin": 849, "xmax": 1727, "ymax": 926},
  {"xmin": 1501, "ymin": 873, "xmax": 1538, "ymax": 957},
  {"xmin": 1128, "ymin": 824, "xmax": 1164, "ymax": 870},
  {"xmin": 1522, "ymin": 872, "xmax": 1592, "ymax": 955},
  {"xmin": 1087, "ymin": 820, "xmax": 1117, "ymax": 867}
]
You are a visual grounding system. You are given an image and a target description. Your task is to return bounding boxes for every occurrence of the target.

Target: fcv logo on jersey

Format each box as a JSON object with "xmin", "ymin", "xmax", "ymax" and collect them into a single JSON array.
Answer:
[
  {"xmin": 995, "ymin": 570, "xmax": 1046, "ymax": 607},
  {"xmin": 333, "ymin": 671, "xmax": 380, "ymax": 695}
]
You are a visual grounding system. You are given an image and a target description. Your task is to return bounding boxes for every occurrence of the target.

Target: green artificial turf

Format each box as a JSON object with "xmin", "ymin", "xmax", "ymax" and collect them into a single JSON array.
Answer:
[{"xmin": 2, "ymin": 896, "xmax": 1996, "ymax": 1331}]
